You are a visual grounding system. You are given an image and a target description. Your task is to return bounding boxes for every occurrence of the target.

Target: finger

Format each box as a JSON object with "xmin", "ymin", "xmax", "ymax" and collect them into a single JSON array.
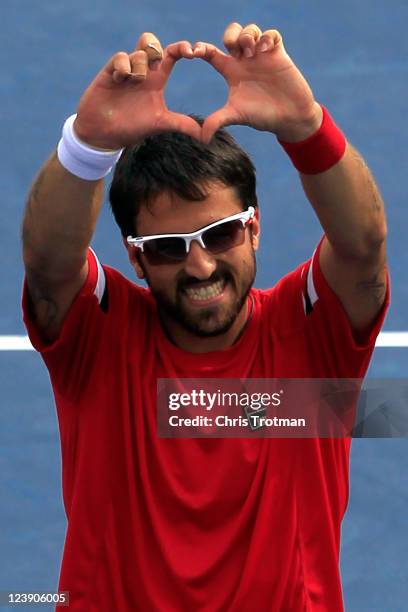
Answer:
[
  {"xmin": 201, "ymin": 106, "xmax": 237, "ymax": 144},
  {"xmin": 192, "ymin": 42, "xmax": 229, "ymax": 76},
  {"xmin": 223, "ymin": 22, "xmax": 243, "ymax": 58},
  {"xmin": 127, "ymin": 50, "xmax": 149, "ymax": 80},
  {"xmin": 238, "ymin": 23, "xmax": 262, "ymax": 58},
  {"xmin": 163, "ymin": 111, "xmax": 203, "ymax": 141},
  {"xmin": 256, "ymin": 29, "xmax": 283, "ymax": 54},
  {"xmin": 161, "ymin": 41, "xmax": 194, "ymax": 76},
  {"xmin": 134, "ymin": 32, "xmax": 164, "ymax": 62},
  {"xmin": 106, "ymin": 51, "xmax": 132, "ymax": 84}
]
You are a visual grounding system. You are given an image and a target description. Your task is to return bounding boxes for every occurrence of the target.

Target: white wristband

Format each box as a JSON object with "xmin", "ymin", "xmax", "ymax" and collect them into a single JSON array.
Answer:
[{"xmin": 57, "ymin": 114, "xmax": 124, "ymax": 180}]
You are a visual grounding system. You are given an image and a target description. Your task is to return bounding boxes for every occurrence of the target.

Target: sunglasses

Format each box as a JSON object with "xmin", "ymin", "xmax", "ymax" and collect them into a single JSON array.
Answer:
[{"xmin": 127, "ymin": 206, "xmax": 256, "ymax": 264}]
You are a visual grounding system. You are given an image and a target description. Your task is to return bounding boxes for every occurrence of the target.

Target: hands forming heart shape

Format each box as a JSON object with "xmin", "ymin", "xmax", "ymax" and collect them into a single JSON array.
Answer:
[{"xmin": 75, "ymin": 22, "xmax": 322, "ymax": 150}]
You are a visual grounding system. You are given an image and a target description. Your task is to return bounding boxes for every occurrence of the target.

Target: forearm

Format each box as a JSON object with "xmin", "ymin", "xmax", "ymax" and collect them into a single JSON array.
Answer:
[
  {"xmin": 22, "ymin": 152, "xmax": 104, "ymax": 282},
  {"xmin": 300, "ymin": 143, "xmax": 387, "ymax": 261}
]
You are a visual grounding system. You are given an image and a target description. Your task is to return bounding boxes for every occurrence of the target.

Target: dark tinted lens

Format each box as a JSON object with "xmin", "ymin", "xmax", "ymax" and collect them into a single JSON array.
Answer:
[
  {"xmin": 144, "ymin": 237, "xmax": 186, "ymax": 263},
  {"xmin": 203, "ymin": 220, "xmax": 244, "ymax": 254}
]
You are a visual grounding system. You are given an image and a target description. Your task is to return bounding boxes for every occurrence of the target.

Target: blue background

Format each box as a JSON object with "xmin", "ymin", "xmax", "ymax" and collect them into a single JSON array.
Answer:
[{"xmin": 1, "ymin": 1, "xmax": 407, "ymax": 609}]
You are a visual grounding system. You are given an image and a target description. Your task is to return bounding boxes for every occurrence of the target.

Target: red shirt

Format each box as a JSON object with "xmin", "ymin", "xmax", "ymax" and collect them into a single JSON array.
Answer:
[{"xmin": 23, "ymin": 244, "xmax": 388, "ymax": 611}]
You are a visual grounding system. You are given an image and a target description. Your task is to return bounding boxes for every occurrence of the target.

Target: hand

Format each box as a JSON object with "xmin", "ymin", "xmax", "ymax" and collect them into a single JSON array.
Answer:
[
  {"xmin": 74, "ymin": 33, "xmax": 202, "ymax": 149},
  {"xmin": 193, "ymin": 23, "xmax": 323, "ymax": 143}
]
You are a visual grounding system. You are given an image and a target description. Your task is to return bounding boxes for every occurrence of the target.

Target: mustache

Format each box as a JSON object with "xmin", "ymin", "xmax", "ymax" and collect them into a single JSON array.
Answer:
[{"xmin": 177, "ymin": 265, "xmax": 234, "ymax": 292}]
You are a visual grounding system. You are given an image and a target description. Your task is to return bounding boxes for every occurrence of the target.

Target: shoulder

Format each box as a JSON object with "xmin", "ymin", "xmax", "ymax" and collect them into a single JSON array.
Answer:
[
  {"xmin": 251, "ymin": 259, "xmax": 312, "ymax": 337},
  {"xmin": 93, "ymin": 252, "xmax": 154, "ymax": 318},
  {"xmin": 102, "ymin": 263, "xmax": 151, "ymax": 306}
]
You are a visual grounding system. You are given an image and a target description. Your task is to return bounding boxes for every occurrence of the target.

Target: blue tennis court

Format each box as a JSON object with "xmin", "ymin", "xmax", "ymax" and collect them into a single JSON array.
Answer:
[{"xmin": 1, "ymin": 0, "xmax": 407, "ymax": 609}]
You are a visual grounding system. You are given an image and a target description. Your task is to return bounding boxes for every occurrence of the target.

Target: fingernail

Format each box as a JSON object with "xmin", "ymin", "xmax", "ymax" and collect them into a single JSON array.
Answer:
[
  {"xmin": 147, "ymin": 43, "xmax": 161, "ymax": 54},
  {"xmin": 259, "ymin": 42, "xmax": 269, "ymax": 52},
  {"xmin": 244, "ymin": 47, "xmax": 253, "ymax": 58},
  {"xmin": 127, "ymin": 72, "xmax": 145, "ymax": 80}
]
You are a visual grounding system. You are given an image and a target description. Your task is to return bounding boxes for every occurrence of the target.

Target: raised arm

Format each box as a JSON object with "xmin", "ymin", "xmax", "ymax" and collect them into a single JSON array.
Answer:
[
  {"xmin": 193, "ymin": 23, "xmax": 387, "ymax": 334},
  {"xmin": 22, "ymin": 34, "xmax": 201, "ymax": 343}
]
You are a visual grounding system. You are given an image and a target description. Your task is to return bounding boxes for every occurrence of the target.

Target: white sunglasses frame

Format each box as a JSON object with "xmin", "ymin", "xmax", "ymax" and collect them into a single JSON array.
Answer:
[{"xmin": 126, "ymin": 206, "xmax": 256, "ymax": 256}]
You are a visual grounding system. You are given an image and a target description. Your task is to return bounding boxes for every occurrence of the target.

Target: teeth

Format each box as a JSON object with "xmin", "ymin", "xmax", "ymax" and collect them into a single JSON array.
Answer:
[{"xmin": 185, "ymin": 280, "xmax": 225, "ymax": 301}]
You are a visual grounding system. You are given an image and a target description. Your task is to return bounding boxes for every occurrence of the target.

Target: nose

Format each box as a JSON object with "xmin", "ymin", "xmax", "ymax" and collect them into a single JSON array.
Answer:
[{"xmin": 183, "ymin": 240, "xmax": 217, "ymax": 280}]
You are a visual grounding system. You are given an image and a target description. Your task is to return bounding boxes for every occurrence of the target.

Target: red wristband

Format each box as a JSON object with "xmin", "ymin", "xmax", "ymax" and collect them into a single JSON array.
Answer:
[{"xmin": 278, "ymin": 106, "xmax": 347, "ymax": 174}]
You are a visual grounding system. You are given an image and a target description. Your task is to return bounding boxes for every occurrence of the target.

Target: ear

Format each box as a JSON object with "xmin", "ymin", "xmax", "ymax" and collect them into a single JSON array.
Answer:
[
  {"xmin": 250, "ymin": 208, "xmax": 260, "ymax": 251},
  {"xmin": 122, "ymin": 237, "xmax": 145, "ymax": 279}
]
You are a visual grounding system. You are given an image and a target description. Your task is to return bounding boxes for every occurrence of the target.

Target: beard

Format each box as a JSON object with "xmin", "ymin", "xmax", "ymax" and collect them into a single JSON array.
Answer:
[{"xmin": 144, "ymin": 253, "xmax": 257, "ymax": 338}]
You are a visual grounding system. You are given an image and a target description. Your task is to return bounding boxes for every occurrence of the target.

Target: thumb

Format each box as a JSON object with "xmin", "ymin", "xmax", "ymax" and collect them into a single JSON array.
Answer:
[
  {"xmin": 163, "ymin": 111, "xmax": 203, "ymax": 141},
  {"xmin": 201, "ymin": 105, "xmax": 237, "ymax": 144}
]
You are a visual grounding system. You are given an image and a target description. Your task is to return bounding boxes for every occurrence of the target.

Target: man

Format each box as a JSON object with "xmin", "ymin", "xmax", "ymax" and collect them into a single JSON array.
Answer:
[{"xmin": 22, "ymin": 23, "xmax": 388, "ymax": 611}]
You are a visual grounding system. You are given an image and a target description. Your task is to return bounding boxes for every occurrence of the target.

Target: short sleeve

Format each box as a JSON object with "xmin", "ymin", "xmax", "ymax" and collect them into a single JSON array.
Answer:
[
  {"xmin": 308, "ymin": 238, "xmax": 390, "ymax": 349},
  {"xmin": 22, "ymin": 248, "xmax": 108, "ymax": 399},
  {"xmin": 302, "ymin": 238, "xmax": 390, "ymax": 377}
]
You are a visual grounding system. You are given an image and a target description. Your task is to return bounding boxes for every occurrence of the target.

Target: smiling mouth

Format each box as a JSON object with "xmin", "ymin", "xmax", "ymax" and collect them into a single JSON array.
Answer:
[{"xmin": 183, "ymin": 279, "xmax": 227, "ymax": 303}]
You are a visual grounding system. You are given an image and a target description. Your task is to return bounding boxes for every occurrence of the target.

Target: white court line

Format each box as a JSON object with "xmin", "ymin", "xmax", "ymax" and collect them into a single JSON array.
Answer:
[
  {"xmin": 0, "ymin": 332, "xmax": 408, "ymax": 350},
  {"xmin": 0, "ymin": 336, "xmax": 34, "ymax": 351},
  {"xmin": 374, "ymin": 332, "xmax": 408, "ymax": 348}
]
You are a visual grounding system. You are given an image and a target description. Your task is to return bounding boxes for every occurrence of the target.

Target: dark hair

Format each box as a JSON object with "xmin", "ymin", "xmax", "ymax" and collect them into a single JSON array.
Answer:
[{"xmin": 109, "ymin": 116, "xmax": 258, "ymax": 237}]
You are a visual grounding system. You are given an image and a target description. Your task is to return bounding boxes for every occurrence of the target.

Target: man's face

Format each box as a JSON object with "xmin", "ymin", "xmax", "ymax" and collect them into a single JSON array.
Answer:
[{"xmin": 127, "ymin": 183, "xmax": 260, "ymax": 339}]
